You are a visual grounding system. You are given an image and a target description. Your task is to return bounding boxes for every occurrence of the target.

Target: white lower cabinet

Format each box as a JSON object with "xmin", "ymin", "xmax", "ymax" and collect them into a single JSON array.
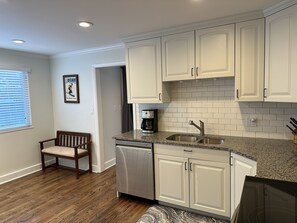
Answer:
[
  {"xmin": 154, "ymin": 154, "xmax": 189, "ymax": 207},
  {"xmin": 190, "ymin": 159, "xmax": 230, "ymax": 217},
  {"xmin": 230, "ymin": 153, "xmax": 257, "ymax": 216},
  {"xmin": 154, "ymin": 144, "xmax": 230, "ymax": 218}
]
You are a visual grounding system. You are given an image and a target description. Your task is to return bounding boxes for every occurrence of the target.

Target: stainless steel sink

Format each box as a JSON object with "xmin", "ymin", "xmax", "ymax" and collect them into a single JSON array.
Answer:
[
  {"xmin": 166, "ymin": 134, "xmax": 200, "ymax": 142},
  {"xmin": 166, "ymin": 134, "xmax": 224, "ymax": 144},
  {"xmin": 197, "ymin": 137, "xmax": 225, "ymax": 145}
]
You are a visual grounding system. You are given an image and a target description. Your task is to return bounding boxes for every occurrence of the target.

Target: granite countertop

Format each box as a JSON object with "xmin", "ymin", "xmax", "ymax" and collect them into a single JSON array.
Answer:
[{"xmin": 113, "ymin": 130, "xmax": 297, "ymax": 183}]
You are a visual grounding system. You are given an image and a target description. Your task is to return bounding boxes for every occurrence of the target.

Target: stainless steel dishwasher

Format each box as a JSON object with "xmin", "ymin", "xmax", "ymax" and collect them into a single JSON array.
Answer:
[{"xmin": 115, "ymin": 140, "xmax": 154, "ymax": 200}]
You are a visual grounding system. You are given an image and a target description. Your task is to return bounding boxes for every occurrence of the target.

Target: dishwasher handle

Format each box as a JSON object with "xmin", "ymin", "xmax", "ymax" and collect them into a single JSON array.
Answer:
[
  {"xmin": 116, "ymin": 145, "xmax": 151, "ymax": 152},
  {"xmin": 115, "ymin": 140, "xmax": 152, "ymax": 149}
]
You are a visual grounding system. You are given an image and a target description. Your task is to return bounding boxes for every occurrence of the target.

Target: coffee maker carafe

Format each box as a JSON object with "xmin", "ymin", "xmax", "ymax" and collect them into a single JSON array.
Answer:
[{"xmin": 141, "ymin": 109, "xmax": 158, "ymax": 134}]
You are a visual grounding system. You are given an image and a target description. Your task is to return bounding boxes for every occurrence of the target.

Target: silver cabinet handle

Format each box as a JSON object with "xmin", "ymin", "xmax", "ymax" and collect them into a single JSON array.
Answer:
[
  {"xmin": 236, "ymin": 89, "xmax": 239, "ymax": 99},
  {"xmin": 191, "ymin": 68, "xmax": 194, "ymax": 76},
  {"xmin": 185, "ymin": 162, "xmax": 187, "ymax": 171},
  {"xmin": 264, "ymin": 88, "xmax": 267, "ymax": 98},
  {"xmin": 190, "ymin": 162, "xmax": 193, "ymax": 171},
  {"xmin": 184, "ymin": 149, "xmax": 193, "ymax": 153},
  {"xmin": 196, "ymin": 67, "xmax": 199, "ymax": 76},
  {"xmin": 159, "ymin": 93, "xmax": 161, "ymax": 101}
]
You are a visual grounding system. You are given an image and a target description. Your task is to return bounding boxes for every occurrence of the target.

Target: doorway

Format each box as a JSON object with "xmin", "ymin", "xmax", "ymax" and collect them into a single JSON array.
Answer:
[{"xmin": 93, "ymin": 64, "xmax": 134, "ymax": 172}]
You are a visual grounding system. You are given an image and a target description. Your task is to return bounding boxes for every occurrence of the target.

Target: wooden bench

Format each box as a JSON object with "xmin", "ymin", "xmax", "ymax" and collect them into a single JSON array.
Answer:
[{"xmin": 39, "ymin": 131, "xmax": 92, "ymax": 179}]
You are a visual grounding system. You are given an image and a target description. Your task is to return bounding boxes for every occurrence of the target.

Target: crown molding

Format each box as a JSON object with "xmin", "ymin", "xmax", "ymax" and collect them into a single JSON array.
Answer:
[
  {"xmin": 122, "ymin": 10, "xmax": 264, "ymax": 43},
  {"xmin": 0, "ymin": 48, "xmax": 49, "ymax": 59},
  {"xmin": 0, "ymin": 65, "xmax": 31, "ymax": 73},
  {"xmin": 264, "ymin": 0, "xmax": 297, "ymax": 16},
  {"xmin": 51, "ymin": 43, "xmax": 125, "ymax": 59}
]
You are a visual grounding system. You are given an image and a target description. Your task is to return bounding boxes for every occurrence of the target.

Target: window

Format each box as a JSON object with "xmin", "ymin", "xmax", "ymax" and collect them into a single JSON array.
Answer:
[{"xmin": 0, "ymin": 69, "xmax": 32, "ymax": 132}]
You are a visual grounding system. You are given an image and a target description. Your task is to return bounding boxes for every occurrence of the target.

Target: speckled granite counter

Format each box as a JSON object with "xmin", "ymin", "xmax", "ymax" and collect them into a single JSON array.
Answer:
[{"xmin": 113, "ymin": 130, "xmax": 297, "ymax": 183}]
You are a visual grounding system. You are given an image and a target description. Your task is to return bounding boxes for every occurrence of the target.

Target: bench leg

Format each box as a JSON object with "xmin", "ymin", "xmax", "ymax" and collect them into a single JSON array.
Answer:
[
  {"xmin": 75, "ymin": 158, "xmax": 79, "ymax": 179},
  {"xmin": 56, "ymin": 157, "xmax": 59, "ymax": 166},
  {"xmin": 88, "ymin": 154, "xmax": 92, "ymax": 173},
  {"xmin": 41, "ymin": 153, "xmax": 46, "ymax": 172}
]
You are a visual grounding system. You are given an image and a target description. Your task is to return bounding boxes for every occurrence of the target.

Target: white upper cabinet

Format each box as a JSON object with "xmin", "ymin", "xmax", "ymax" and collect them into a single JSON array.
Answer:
[
  {"xmin": 265, "ymin": 4, "xmax": 297, "ymax": 102},
  {"xmin": 235, "ymin": 19, "xmax": 265, "ymax": 101},
  {"xmin": 196, "ymin": 24, "xmax": 235, "ymax": 79},
  {"xmin": 162, "ymin": 31, "xmax": 195, "ymax": 81},
  {"xmin": 125, "ymin": 38, "xmax": 170, "ymax": 103},
  {"xmin": 161, "ymin": 24, "xmax": 235, "ymax": 81}
]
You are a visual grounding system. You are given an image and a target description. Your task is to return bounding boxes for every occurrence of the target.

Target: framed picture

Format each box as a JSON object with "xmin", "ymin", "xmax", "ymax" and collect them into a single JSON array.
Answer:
[{"xmin": 63, "ymin": 74, "xmax": 80, "ymax": 103}]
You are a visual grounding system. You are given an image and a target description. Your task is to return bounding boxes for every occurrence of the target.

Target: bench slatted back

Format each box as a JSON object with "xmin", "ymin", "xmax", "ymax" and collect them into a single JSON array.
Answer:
[{"xmin": 56, "ymin": 131, "xmax": 91, "ymax": 149}]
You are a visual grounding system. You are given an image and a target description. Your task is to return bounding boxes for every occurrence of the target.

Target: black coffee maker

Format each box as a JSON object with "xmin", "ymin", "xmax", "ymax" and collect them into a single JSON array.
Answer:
[{"xmin": 141, "ymin": 109, "xmax": 158, "ymax": 134}]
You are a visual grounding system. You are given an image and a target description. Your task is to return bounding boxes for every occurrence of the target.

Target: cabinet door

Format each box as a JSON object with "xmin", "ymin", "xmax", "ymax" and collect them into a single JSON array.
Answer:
[
  {"xmin": 126, "ymin": 38, "xmax": 164, "ymax": 103},
  {"xmin": 265, "ymin": 4, "xmax": 297, "ymax": 102},
  {"xmin": 162, "ymin": 31, "xmax": 195, "ymax": 81},
  {"xmin": 230, "ymin": 153, "xmax": 257, "ymax": 216},
  {"xmin": 236, "ymin": 19, "xmax": 264, "ymax": 101},
  {"xmin": 196, "ymin": 24, "xmax": 234, "ymax": 79},
  {"xmin": 155, "ymin": 154, "xmax": 189, "ymax": 207},
  {"xmin": 190, "ymin": 159, "xmax": 230, "ymax": 217}
]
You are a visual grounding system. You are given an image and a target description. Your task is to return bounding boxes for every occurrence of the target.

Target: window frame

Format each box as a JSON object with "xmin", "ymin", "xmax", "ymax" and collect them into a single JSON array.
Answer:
[{"xmin": 0, "ymin": 67, "xmax": 33, "ymax": 134}]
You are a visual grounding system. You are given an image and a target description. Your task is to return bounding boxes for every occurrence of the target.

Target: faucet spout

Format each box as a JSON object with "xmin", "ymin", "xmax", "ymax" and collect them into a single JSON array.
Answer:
[{"xmin": 188, "ymin": 120, "xmax": 205, "ymax": 136}]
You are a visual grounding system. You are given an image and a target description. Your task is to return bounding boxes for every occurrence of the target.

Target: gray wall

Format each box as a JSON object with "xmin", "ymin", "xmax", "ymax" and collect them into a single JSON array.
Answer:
[
  {"xmin": 50, "ymin": 46, "xmax": 125, "ymax": 171},
  {"xmin": 0, "ymin": 49, "xmax": 54, "ymax": 183}
]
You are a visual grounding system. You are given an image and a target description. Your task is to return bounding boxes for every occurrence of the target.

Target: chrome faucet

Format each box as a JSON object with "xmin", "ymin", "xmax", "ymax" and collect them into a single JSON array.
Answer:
[{"xmin": 188, "ymin": 120, "xmax": 205, "ymax": 136}]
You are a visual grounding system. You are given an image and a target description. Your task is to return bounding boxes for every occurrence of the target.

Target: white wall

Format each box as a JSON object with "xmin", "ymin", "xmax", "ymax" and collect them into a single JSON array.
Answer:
[
  {"xmin": 97, "ymin": 67, "xmax": 122, "ymax": 169},
  {"xmin": 136, "ymin": 77, "xmax": 296, "ymax": 140},
  {"xmin": 0, "ymin": 49, "xmax": 54, "ymax": 184},
  {"xmin": 50, "ymin": 46, "xmax": 125, "ymax": 172}
]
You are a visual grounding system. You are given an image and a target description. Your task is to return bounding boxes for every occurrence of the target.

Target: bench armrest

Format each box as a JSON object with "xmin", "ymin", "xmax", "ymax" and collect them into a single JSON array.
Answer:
[
  {"xmin": 39, "ymin": 138, "xmax": 57, "ymax": 151},
  {"xmin": 73, "ymin": 141, "xmax": 92, "ymax": 149},
  {"xmin": 39, "ymin": 138, "xmax": 57, "ymax": 144}
]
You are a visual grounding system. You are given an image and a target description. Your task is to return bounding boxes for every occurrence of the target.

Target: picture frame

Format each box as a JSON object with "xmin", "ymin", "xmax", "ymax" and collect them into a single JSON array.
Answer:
[{"xmin": 63, "ymin": 74, "xmax": 80, "ymax": 103}]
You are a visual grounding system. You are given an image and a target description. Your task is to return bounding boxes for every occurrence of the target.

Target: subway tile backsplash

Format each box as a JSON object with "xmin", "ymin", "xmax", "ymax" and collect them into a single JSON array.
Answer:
[{"xmin": 135, "ymin": 77, "xmax": 297, "ymax": 140}]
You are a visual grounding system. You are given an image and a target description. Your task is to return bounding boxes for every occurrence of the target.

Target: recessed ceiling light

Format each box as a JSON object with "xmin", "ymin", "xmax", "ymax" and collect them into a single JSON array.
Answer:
[
  {"xmin": 12, "ymin": 39, "xmax": 25, "ymax": 44},
  {"xmin": 78, "ymin": 21, "xmax": 93, "ymax": 28}
]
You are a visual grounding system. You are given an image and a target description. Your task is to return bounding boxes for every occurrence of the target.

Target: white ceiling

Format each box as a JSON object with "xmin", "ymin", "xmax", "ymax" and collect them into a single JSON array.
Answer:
[{"xmin": 0, "ymin": 0, "xmax": 285, "ymax": 56}]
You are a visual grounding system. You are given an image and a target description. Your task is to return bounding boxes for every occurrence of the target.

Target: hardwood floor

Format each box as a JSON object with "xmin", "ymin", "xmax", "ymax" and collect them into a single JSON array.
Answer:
[{"xmin": 0, "ymin": 166, "xmax": 153, "ymax": 223}]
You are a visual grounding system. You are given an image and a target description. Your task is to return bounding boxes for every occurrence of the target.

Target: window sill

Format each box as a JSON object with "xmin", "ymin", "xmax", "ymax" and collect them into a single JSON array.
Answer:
[{"xmin": 0, "ymin": 126, "xmax": 34, "ymax": 134}]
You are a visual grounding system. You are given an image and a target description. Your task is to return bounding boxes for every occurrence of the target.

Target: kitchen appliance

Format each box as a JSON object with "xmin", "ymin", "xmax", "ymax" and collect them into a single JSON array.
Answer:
[
  {"xmin": 231, "ymin": 176, "xmax": 297, "ymax": 223},
  {"xmin": 115, "ymin": 140, "xmax": 154, "ymax": 200},
  {"xmin": 141, "ymin": 109, "xmax": 158, "ymax": 134}
]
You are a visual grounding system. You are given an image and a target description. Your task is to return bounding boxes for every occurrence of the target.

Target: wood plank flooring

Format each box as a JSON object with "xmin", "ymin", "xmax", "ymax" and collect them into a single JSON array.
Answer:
[{"xmin": 0, "ymin": 166, "xmax": 153, "ymax": 223}]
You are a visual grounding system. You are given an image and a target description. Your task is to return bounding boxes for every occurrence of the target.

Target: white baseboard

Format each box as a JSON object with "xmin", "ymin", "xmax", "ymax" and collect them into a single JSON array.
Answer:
[
  {"xmin": 0, "ymin": 159, "xmax": 55, "ymax": 185},
  {"xmin": 0, "ymin": 159, "xmax": 102, "ymax": 184},
  {"xmin": 104, "ymin": 158, "xmax": 116, "ymax": 170},
  {"xmin": 91, "ymin": 164, "xmax": 101, "ymax": 173}
]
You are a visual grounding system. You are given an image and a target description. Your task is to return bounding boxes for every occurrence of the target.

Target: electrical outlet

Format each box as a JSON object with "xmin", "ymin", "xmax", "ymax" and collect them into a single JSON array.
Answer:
[{"xmin": 249, "ymin": 117, "xmax": 257, "ymax": 127}]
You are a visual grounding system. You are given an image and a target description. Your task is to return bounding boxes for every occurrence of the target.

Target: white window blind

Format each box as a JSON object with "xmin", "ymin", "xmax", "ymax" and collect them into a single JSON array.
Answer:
[{"xmin": 0, "ymin": 70, "xmax": 32, "ymax": 132}]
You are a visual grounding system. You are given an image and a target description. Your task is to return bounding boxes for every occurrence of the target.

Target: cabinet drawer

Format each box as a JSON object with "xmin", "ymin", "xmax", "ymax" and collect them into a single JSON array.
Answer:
[{"xmin": 154, "ymin": 144, "xmax": 229, "ymax": 163}]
